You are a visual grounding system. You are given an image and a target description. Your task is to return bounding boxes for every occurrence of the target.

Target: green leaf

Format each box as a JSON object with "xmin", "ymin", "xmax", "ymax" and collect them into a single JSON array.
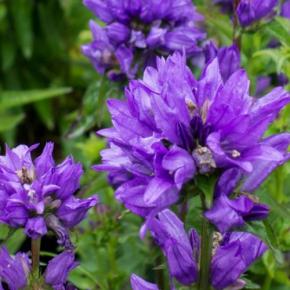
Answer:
[
  {"xmin": 0, "ymin": 87, "xmax": 72, "ymax": 111},
  {"xmin": 0, "ymin": 112, "xmax": 24, "ymax": 132},
  {"xmin": 5, "ymin": 229, "xmax": 25, "ymax": 253},
  {"xmin": 262, "ymin": 251, "xmax": 276, "ymax": 278},
  {"xmin": 263, "ymin": 220, "xmax": 279, "ymax": 248},
  {"xmin": 267, "ymin": 17, "xmax": 290, "ymax": 46},
  {"xmin": 242, "ymin": 277, "xmax": 261, "ymax": 289},
  {"xmin": 34, "ymin": 100, "xmax": 55, "ymax": 130},
  {"xmin": 0, "ymin": 39, "xmax": 16, "ymax": 71},
  {"xmin": 67, "ymin": 78, "xmax": 118, "ymax": 139},
  {"xmin": 262, "ymin": 192, "xmax": 290, "ymax": 220},
  {"xmin": 9, "ymin": 0, "xmax": 34, "ymax": 58},
  {"xmin": 195, "ymin": 175, "xmax": 217, "ymax": 208},
  {"xmin": 0, "ymin": 224, "xmax": 10, "ymax": 242}
]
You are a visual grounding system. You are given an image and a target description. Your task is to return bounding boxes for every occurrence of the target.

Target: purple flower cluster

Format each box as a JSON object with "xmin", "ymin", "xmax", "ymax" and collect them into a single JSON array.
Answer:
[
  {"xmin": 0, "ymin": 143, "xmax": 98, "ymax": 247},
  {"xmin": 0, "ymin": 247, "xmax": 77, "ymax": 290},
  {"xmin": 237, "ymin": 0, "xmax": 278, "ymax": 26},
  {"xmin": 282, "ymin": 0, "xmax": 290, "ymax": 18},
  {"xmin": 96, "ymin": 49, "xmax": 290, "ymax": 289},
  {"xmin": 131, "ymin": 209, "xmax": 267, "ymax": 289},
  {"xmin": 82, "ymin": 0, "xmax": 205, "ymax": 80},
  {"xmin": 214, "ymin": 0, "xmax": 279, "ymax": 26},
  {"xmin": 96, "ymin": 52, "xmax": 290, "ymax": 232}
]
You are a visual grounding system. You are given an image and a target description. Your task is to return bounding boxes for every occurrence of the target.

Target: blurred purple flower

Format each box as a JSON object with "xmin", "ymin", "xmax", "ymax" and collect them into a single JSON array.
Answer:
[
  {"xmin": 130, "ymin": 274, "xmax": 159, "ymax": 290},
  {"xmin": 45, "ymin": 251, "xmax": 78, "ymax": 290},
  {"xmin": 281, "ymin": 0, "xmax": 290, "ymax": 18},
  {"xmin": 95, "ymin": 52, "xmax": 290, "ymax": 221},
  {"xmin": 255, "ymin": 76, "xmax": 271, "ymax": 96},
  {"xmin": 237, "ymin": 0, "xmax": 278, "ymax": 26},
  {"xmin": 213, "ymin": 0, "xmax": 279, "ymax": 26},
  {"xmin": 0, "ymin": 143, "xmax": 98, "ymax": 246},
  {"xmin": 0, "ymin": 247, "xmax": 30, "ymax": 290},
  {"xmin": 213, "ymin": 0, "xmax": 234, "ymax": 13},
  {"xmin": 82, "ymin": 0, "xmax": 205, "ymax": 79}
]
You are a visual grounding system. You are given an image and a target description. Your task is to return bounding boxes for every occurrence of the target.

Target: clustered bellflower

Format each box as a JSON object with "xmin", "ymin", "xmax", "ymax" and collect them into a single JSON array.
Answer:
[
  {"xmin": 0, "ymin": 247, "xmax": 78, "ymax": 290},
  {"xmin": 205, "ymin": 42, "xmax": 241, "ymax": 82},
  {"xmin": 95, "ymin": 52, "xmax": 290, "ymax": 234},
  {"xmin": 237, "ymin": 0, "xmax": 278, "ymax": 26},
  {"xmin": 214, "ymin": 0, "xmax": 279, "ymax": 26},
  {"xmin": 282, "ymin": 0, "xmax": 290, "ymax": 18},
  {"xmin": 82, "ymin": 0, "xmax": 205, "ymax": 80},
  {"xmin": 0, "ymin": 143, "xmax": 98, "ymax": 247},
  {"xmin": 131, "ymin": 209, "xmax": 267, "ymax": 289},
  {"xmin": 45, "ymin": 250, "xmax": 78, "ymax": 290},
  {"xmin": 0, "ymin": 247, "xmax": 30, "ymax": 290}
]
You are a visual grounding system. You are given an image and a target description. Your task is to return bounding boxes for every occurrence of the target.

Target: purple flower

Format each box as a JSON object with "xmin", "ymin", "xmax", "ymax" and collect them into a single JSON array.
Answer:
[
  {"xmin": 241, "ymin": 133, "xmax": 290, "ymax": 192},
  {"xmin": 237, "ymin": 0, "xmax": 278, "ymax": 26},
  {"xmin": 130, "ymin": 274, "xmax": 159, "ymax": 290},
  {"xmin": 255, "ymin": 76, "xmax": 271, "ymax": 96},
  {"xmin": 148, "ymin": 209, "xmax": 198, "ymax": 285},
  {"xmin": 281, "ymin": 0, "xmax": 290, "ymax": 18},
  {"xmin": 206, "ymin": 129, "xmax": 290, "ymax": 232},
  {"xmin": 205, "ymin": 168, "xmax": 270, "ymax": 233},
  {"xmin": 205, "ymin": 42, "xmax": 241, "ymax": 82},
  {"xmin": 211, "ymin": 232, "xmax": 268, "ymax": 289},
  {"xmin": 145, "ymin": 210, "xmax": 267, "ymax": 289},
  {"xmin": 0, "ymin": 143, "xmax": 98, "ymax": 245},
  {"xmin": 0, "ymin": 247, "xmax": 30, "ymax": 290},
  {"xmin": 213, "ymin": 0, "xmax": 233, "ymax": 13},
  {"xmin": 205, "ymin": 192, "xmax": 269, "ymax": 233},
  {"xmin": 57, "ymin": 196, "xmax": 99, "ymax": 228},
  {"xmin": 95, "ymin": 52, "xmax": 290, "ymax": 220},
  {"xmin": 45, "ymin": 251, "xmax": 78, "ymax": 290},
  {"xmin": 213, "ymin": 0, "xmax": 279, "ymax": 26},
  {"xmin": 82, "ymin": 0, "xmax": 205, "ymax": 79}
]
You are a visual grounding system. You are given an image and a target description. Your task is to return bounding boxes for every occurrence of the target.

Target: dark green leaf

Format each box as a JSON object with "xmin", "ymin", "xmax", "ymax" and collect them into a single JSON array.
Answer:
[{"xmin": 0, "ymin": 87, "xmax": 72, "ymax": 110}]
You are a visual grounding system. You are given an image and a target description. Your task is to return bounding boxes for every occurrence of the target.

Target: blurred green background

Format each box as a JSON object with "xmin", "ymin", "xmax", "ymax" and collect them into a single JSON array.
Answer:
[{"xmin": 0, "ymin": 0, "xmax": 289, "ymax": 289}]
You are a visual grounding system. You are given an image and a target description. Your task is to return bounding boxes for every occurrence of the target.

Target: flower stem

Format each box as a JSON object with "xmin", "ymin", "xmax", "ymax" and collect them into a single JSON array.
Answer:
[
  {"xmin": 155, "ymin": 248, "xmax": 165, "ymax": 289},
  {"xmin": 197, "ymin": 184, "xmax": 214, "ymax": 290},
  {"xmin": 233, "ymin": 0, "xmax": 242, "ymax": 49},
  {"xmin": 198, "ymin": 215, "xmax": 213, "ymax": 290},
  {"xmin": 262, "ymin": 275, "xmax": 272, "ymax": 290},
  {"xmin": 31, "ymin": 238, "xmax": 41, "ymax": 275}
]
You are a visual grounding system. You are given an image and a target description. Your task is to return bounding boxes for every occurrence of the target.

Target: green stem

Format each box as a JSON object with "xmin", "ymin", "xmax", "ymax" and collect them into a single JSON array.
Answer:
[
  {"xmin": 155, "ymin": 247, "xmax": 165, "ymax": 289},
  {"xmin": 197, "ymin": 185, "xmax": 214, "ymax": 290},
  {"xmin": 31, "ymin": 238, "xmax": 41, "ymax": 275},
  {"xmin": 198, "ymin": 216, "xmax": 213, "ymax": 290},
  {"xmin": 262, "ymin": 275, "xmax": 272, "ymax": 290},
  {"xmin": 233, "ymin": 0, "xmax": 242, "ymax": 49}
]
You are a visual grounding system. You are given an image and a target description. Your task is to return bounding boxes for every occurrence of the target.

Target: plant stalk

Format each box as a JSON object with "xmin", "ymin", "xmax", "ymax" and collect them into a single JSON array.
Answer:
[
  {"xmin": 31, "ymin": 238, "xmax": 41, "ymax": 275},
  {"xmin": 233, "ymin": 0, "xmax": 242, "ymax": 49},
  {"xmin": 198, "ymin": 216, "xmax": 213, "ymax": 290}
]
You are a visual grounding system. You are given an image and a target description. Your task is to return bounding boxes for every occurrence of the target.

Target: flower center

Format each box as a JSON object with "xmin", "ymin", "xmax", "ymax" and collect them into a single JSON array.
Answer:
[
  {"xmin": 193, "ymin": 146, "xmax": 216, "ymax": 174},
  {"xmin": 16, "ymin": 167, "xmax": 35, "ymax": 184},
  {"xmin": 212, "ymin": 232, "xmax": 223, "ymax": 256},
  {"xmin": 186, "ymin": 99, "xmax": 197, "ymax": 118},
  {"xmin": 231, "ymin": 150, "xmax": 241, "ymax": 158},
  {"xmin": 239, "ymin": 192, "xmax": 260, "ymax": 203}
]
